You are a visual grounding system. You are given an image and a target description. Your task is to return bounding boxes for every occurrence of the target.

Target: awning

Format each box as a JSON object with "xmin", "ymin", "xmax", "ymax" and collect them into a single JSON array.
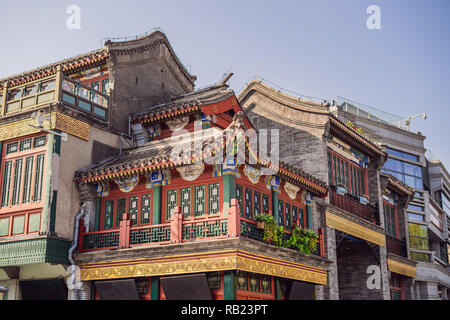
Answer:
[
  {"xmin": 160, "ymin": 274, "xmax": 212, "ymax": 300},
  {"xmin": 95, "ymin": 279, "xmax": 140, "ymax": 300}
]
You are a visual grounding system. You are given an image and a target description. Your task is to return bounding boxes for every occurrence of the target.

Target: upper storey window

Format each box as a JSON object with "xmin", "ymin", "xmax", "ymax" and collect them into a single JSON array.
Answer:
[
  {"xmin": 327, "ymin": 149, "xmax": 367, "ymax": 198},
  {"xmin": 386, "ymin": 148, "xmax": 419, "ymax": 162},
  {"xmin": 382, "ymin": 158, "xmax": 423, "ymax": 190},
  {"xmin": 0, "ymin": 135, "xmax": 47, "ymax": 208}
]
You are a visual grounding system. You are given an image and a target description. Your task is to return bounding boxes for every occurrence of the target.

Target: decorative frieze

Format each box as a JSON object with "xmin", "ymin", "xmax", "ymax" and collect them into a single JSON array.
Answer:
[
  {"xmin": 244, "ymin": 165, "xmax": 261, "ymax": 184},
  {"xmin": 79, "ymin": 250, "xmax": 327, "ymax": 285},
  {"xmin": 177, "ymin": 162, "xmax": 204, "ymax": 181},
  {"xmin": 114, "ymin": 175, "xmax": 139, "ymax": 193},
  {"xmin": 326, "ymin": 211, "xmax": 386, "ymax": 247},
  {"xmin": 284, "ymin": 181, "xmax": 300, "ymax": 200},
  {"xmin": 0, "ymin": 112, "xmax": 90, "ymax": 142}
]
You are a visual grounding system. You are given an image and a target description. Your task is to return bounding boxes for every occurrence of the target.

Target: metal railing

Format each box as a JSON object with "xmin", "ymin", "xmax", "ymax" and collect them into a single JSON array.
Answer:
[
  {"xmin": 329, "ymin": 186, "xmax": 379, "ymax": 225},
  {"xmin": 336, "ymin": 96, "xmax": 408, "ymax": 131}
]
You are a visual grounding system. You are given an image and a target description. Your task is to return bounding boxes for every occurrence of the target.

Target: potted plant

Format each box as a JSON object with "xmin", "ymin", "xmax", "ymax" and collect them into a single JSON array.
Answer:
[
  {"xmin": 359, "ymin": 195, "xmax": 369, "ymax": 205},
  {"xmin": 254, "ymin": 212, "xmax": 272, "ymax": 230},
  {"xmin": 284, "ymin": 225, "xmax": 319, "ymax": 255},
  {"xmin": 336, "ymin": 184, "xmax": 346, "ymax": 195}
]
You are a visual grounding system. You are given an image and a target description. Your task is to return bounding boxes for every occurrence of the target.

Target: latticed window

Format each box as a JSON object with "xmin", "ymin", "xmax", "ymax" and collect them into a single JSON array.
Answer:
[
  {"xmin": 11, "ymin": 159, "xmax": 23, "ymax": 205},
  {"xmin": 236, "ymin": 184, "xmax": 244, "ymax": 216},
  {"xmin": 116, "ymin": 198, "xmax": 126, "ymax": 228},
  {"xmin": 1, "ymin": 136, "xmax": 47, "ymax": 208},
  {"xmin": 22, "ymin": 157, "xmax": 34, "ymax": 204},
  {"xmin": 253, "ymin": 190, "xmax": 261, "ymax": 216},
  {"xmin": 328, "ymin": 149, "xmax": 366, "ymax": 197},
  {"xmin": 209, "ymin": 183, "xmax": 220, "ymax": 215},
  {"xmin": 1, "ymin": 161, "xmax": 12, "ymax": 207},
  {"xmin": 166, "ymin": 189, "xmax": 178, "ymax": 220},
  {"xmin": 244, "ymin": 188, "xmax": 252, "ymax": 219},
  {"xmin": 206, "ymin": 272, "xmax": 221, "ymax": 289},
  {"xmin": 262, "ymin": 193, "xmax": 269, "ymax": 213},
  {"xmin": 384, "ymin": 202, "xmax": 397, "ymax": 238},
  {"xmin": 278, "ymin": 200, "xmax": 284, "ymax": 226},
  {"xmin": 33, "ymin": 154, "xmax": 45, "ymax": 202},
  {"xmin": 285, "ymin": 203, "xmax": 292, "ymax": 231},
  {"xmin": 104, "ymin": 200, "xmax": 114, "ymax": 230},
  {"xmin": 181, "ymin": 187, "xmax": 191, "ymax": 218},
  {"xmin": 237, "ymin": 271, "xmax": 272, "ymax": 294},
  {"xmin": 194, "ymin": 185, "xmax": 206, "ymax": 217},
  {"xmin": 129, "ymin": 196, "xmax": 139, "ymax": 226},
  {"xmin": 141, "ymin": 194, "xmax": 151, "ymax": 224}
]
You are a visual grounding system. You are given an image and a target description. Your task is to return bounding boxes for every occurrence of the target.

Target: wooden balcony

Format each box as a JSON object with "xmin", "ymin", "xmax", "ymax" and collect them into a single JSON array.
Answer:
[
  {"xmin": 329, "ymin": 186, "xmax": 379, "ymax": 225},
  {"xmin": 1, "ymin": 68, "xmax": 109, "ymax": 121},
  {"xmin": 78, "ymin": 199, "xmax": 325, "ymax": 258},
  {"xmin": 386, "ymin": 235, "xmax": 407, "ymax": 258}
]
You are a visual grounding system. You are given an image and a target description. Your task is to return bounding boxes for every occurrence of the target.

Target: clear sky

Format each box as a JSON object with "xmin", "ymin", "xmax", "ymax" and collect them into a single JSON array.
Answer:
[{"xmin": 1, "ymin": 0, "xmax": 449, "ymax": 168}]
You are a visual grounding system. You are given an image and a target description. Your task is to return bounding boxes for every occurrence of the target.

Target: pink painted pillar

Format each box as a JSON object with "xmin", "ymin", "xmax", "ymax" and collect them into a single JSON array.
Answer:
[
  {"xmin": 227, "ymin": 199, "xmax": 241, "ymax": 238},
  {"xmin": 170, "ymin": 207, "xmax": 183, "ymax": 243},
  {"xmin": 119, "ymin": 213, "xmax": 131, "ymax": 249}
]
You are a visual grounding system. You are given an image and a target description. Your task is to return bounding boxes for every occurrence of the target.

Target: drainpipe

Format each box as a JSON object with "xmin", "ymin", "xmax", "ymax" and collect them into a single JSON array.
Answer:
[{"xmin": 67, "ymin": 203, "xmax": 87, "ymax": 300}]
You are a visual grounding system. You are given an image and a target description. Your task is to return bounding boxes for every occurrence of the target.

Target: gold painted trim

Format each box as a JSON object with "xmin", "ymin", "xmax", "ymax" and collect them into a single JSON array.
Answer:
[
  {"xmin": 387, "ymin": 258, "xmax": 416, "ymax": 278},
  {"xmin": 326, "ymin": 211, "xmax": 386, "ymax": 246},
  {"xmin": 79, "ymin": 250, "xmax": 327, "ymax": 285},
  {"xmin": 0, "ymin": 112, "xmax": 90, "ymax": 141}
]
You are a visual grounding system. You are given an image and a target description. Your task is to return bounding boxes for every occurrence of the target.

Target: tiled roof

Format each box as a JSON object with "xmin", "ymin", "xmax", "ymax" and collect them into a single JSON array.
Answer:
[
  {"xmin": 329, "ymin": 114, "xmax": 386, "ymax": 157},
  {"xmin": 131, "ymin": 84, "xmax": 234, "ymax": 123},
  {"xmin": 381, "ymin": 172, "xmax": 414, "ymax": 195},
  {"xmin": 76, "ymin": 112, "xmax": 328, "ymax": 196},
  {"xmin": 0, "ymin": 49, "xmax": 109, "ymax": 87}
]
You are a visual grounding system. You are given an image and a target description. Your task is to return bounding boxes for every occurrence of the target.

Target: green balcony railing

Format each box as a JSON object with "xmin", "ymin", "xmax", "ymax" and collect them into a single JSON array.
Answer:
[{"xmin": 1, "ymin": 68, "xmax": 109, "ymax": 121}]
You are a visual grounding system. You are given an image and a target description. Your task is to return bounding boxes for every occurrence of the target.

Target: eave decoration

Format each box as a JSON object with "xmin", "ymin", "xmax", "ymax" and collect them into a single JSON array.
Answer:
[
  {"xmin": 146, "ymin": 169, "xmax": 171, "ymax": 188},
  {"xmin": 177, "ymin": 162, "xmax": 205, "ymax": 182},
  {"xmin": 265, "ymin": 176, "xmax": 280, "ymax": 193},
  {"xmin": 284, "ymin": 181, "xmax": 300, "ymax": 200},
  {"xmin": 166, "ymin": 116, "xmax": 189, "ymax": 132},
  {"xmin": 96, "ymin": 181, "xmax": 110, "ymax": 198},
  {"xmin": 114, "ymin": 175, "xmax": 139, "ymax": 193},
  {"xmin": 244, "ymin": 165, "xmax": 261, "ymax": 184}
]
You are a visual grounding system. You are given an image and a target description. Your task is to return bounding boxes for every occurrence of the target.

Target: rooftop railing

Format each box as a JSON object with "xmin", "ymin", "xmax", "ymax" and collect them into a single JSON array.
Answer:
[{"xmin": 1, "ymin": 67, "xmax": 109, "ymax": 121}]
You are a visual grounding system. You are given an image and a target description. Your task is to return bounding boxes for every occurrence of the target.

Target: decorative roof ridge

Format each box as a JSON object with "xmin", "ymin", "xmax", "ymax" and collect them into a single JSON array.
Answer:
[
  {"xmin": 0, "ymin": 48, "xmax": 108, "ymax": 87},
  {"xmin": 131, "ymin": 86, "xmax": 234, "ymax": 122},
  {"xmin": 238, "ymin": 79, "xmax": 329, "ymax": 114},
  {"xmin": 329, "ymin": 113, "xmax": 386, "ymax": 157},
  {"xmin": 380, "ymin": 172, "xmax": 414, "ymax": 195},
  {"xmin": 106, "ymin": 30, "xmax": 196, "ymax": 83}
]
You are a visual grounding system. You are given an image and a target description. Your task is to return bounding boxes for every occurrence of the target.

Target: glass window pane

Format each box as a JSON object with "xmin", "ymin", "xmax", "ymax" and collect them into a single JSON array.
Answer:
[
  {"xmin": 1, "ymin": 161, "xmax": 13, "ymax": 207},
  {"xmin": 383, "ymin": 158, "xmax": 404, "ymax": 173},
  {"xmin": 404, "ymin": 162, "xmax": 422, "ymax": 177}
]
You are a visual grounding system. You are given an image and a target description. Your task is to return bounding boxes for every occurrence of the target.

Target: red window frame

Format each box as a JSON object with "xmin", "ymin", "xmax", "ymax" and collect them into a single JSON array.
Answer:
[
  {"xmin": 236, "ymin": 272, "xmax": 275, "ymax": 300},
  {"xmin": 328, "ymin": 148, "xmax": 368, "ymax": 197},
  {"xmin": 100, "ymin": 183, "xmax": 153, "ymax": 231},
  {"xmin": 278, "ymin": 186, "xmax": 307, "ymax": 231},
  {"xmin": 383, "ymin": 200, "xmax": 399, "ymax": 238},
  {"xmin": 161, "ymin": 176, "xmax": 223, "ymax": 224},
  {"xmin": 390, "ymin": 275, "xmax": 404, "ymax": 300}
]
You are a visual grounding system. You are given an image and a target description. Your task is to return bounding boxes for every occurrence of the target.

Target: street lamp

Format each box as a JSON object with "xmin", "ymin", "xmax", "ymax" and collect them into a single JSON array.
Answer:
[
  {"xmin": 0, "ymin": 285, "xmax": 9, "ymax": 300},
  {"xmin": 28, "ymin": 109, "xmax": 68, "ymax": 141}
]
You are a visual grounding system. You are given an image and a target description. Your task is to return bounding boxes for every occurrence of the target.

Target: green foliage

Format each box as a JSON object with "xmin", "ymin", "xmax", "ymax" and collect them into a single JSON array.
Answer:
[
  {"xmin": 285, "ymin": 225, "xmax": 319, "ymax": 255},
  {"xmin": 253, "ymin": 214, "xmax": 319, "ymax": 255}
]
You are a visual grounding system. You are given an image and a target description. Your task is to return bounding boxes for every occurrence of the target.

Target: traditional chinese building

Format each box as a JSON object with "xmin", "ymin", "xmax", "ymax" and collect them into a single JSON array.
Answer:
[
  {"xmin": 330, "ymin": 97, "xmax": 449, "ymax": 299},
  {"xmin": 72, "ymin": 82, "xmax": 332, "ymax": 300},
  {"xmin": 0, "ymin": 30, "xmax": 196, "ymax": 300},
  {"xmin": 238, "ymin": 80, "xmax": 418, "ymax": 299}
]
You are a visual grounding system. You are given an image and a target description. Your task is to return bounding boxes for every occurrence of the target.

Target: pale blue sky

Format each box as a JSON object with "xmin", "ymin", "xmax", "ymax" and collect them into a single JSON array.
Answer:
[{"xmin": 1, "ymin": 0, "xmax": 449, "ymax": 167}]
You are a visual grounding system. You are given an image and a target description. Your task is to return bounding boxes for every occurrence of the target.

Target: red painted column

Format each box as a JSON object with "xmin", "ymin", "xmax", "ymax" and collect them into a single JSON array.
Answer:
[
  {"xmin": 119, "ymin": 212, "xmax": 131, "ymax": 249},
  {"xmin": 228, "ymin": 199, "xmax": 240, "ymax": 238},
  {"xmin": 78, "ymin": 218, "xmax": 86, "ymax": 252},
  {"xmin": 318, "ymin": 228, "xmax": 325, "ymax": 258},
  {"xmin": 170, "ymin": 207, "xmax": 183, "ymax": 243}
]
